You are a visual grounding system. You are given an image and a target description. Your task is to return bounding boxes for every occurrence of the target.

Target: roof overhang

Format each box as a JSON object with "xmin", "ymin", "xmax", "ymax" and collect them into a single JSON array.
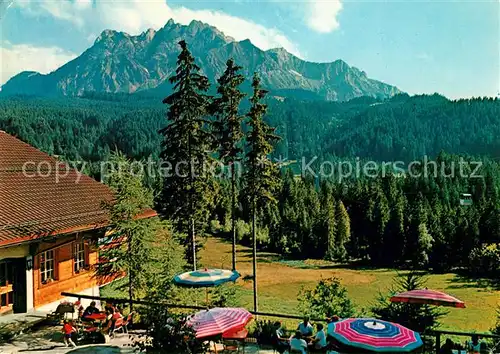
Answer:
[{"xmin": 0, "ymin": 209, "xmax": 157, "ymax": 250}]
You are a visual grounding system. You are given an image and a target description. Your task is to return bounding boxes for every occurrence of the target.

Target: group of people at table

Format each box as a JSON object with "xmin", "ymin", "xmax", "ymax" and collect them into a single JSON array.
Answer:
[
  {"xmin": 274, "ymin": 316, "xmax": 340, "ymax": 353},
  {"xmin": 271, "ymin": 316, "xmax": 492, "ymax": 354},
  {"xmin": 61, "ymin": 300, "xmax": 125, "ymax": 347},
  {"xmin": 440, "ymin": 336, "xmax": 493, "ymax": 354},
  {"xmin": 81, "ymin": 300, "xmax": 125, "ymax": 332}
]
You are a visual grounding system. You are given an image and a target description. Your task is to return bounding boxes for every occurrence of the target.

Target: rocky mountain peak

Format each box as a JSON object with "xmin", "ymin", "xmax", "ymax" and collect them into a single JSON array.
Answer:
[
  {"xmin": 96, "ymin": 29, "xmax": 116, "ymax": 42},
  {"xmin": 141, "ymin": 28, "xmax": 156, "ymax": 41},
  {"xmin": 1, "ymin": 20, "xmax": 402, "ymax": 101}
]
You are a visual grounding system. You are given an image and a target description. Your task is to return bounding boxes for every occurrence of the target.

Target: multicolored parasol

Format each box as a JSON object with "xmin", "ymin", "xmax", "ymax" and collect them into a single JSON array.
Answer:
[
  {"xmin": 329, "ymin": 318, "xmax": 423, "ymax": 353},
  {"xmin": 174, "ymin": 268, "xmax": 240, "ymax": 287},
  {"xmin": 173, "ymin": 268, "xmax": 240, "ymax": 305},
  {"xmin": 390, "ymin": 289, "xmax": 465, "ymax": 308},
  {"xmin": 188, "ymin": 307, "xmax": 253, "ymax": 339}
]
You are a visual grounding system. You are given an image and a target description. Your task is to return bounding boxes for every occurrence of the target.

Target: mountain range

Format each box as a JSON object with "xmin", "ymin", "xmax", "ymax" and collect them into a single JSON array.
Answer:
[{"xmin": 1, "ymin": 19, "xmax": 402, "ymax": 101}]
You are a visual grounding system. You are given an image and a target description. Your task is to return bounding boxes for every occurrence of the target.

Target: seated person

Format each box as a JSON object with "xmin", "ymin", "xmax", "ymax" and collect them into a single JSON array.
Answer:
[
  {"xmin": 440, "ymin": 338, "xmax": 454, "ymax": 354},
  {"xmin": 290, "ymin": 331, "xmax": 308, "ymax": 354},
  {"xmin": 298, "ymin": 316, "xmax": 314, "ymax": 337},
  {"xmin": 102, "ymin": 309, "xmax": 114, "ymax": 334},
  {"xmin": 273, "ymin": 322, "xmax": 289, "ymax": 354},
  {"xmin": 326, "ymin": 316, "xmax": 339, "ymax": 341},
  {"xmin": 112, "ymin": 307, "xmax": 123, "ymax": 321},
  {"xmin": 165, "ymin": 318, "xmax": 175, "ymax": 334},
  {"xmin": 311, "ymin": 323, "xmax": 327, "ymax": 351},
  {"xmin": 104, "ymin": 301, "xmax": 115, "ymax": 313},
  {"xmin": 466, "ymin": 335, "xmax": 482, "ymax": 354},
  {"xmin": 82, "ymin": 301, "xmax": 100, "ymax": 319},
  {"xmin": 108, "ymin": 307, "xmax": 123, "ymax": 335},
  {"xmin": 479, "ymin": 342, "xmax": 489, "ymax": 354}
]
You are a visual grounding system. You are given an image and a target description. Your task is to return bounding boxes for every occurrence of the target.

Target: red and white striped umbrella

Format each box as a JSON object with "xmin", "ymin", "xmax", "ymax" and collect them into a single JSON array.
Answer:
[
  {"xmin": 390, "ymin": 289, "xmax": 465, "ymax": 308},
  {"xmin": 188, "ymin": 308, "xmax": 253, "ymax": 339}
]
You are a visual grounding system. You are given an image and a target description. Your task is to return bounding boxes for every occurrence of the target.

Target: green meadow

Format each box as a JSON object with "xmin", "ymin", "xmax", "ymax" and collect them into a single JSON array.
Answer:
[{"xmin": 201, "ymin": 238, "xmax": 500, "ymax": 333}]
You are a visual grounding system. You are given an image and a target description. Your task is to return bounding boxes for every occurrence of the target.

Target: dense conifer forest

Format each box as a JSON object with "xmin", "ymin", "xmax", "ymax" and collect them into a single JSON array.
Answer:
[
  {"xmin": 1, "ymin": 92, "xmax": 499, "ymax": 274},
  {"xmin": 1, "ymin": 93, "xmax": 498, "ymax": 163}
]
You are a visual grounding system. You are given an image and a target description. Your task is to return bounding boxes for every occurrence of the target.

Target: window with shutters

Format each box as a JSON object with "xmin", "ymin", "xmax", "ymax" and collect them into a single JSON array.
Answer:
[{"xmin": 40, "ymin": 250, "xmax": 55, "ymax": 284}]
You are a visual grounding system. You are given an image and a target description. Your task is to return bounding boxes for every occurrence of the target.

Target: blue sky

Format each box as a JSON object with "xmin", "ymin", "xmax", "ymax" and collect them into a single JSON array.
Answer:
[{"xmin": 1, "ymin": 0, "xmax": 498, "ymax": 99}]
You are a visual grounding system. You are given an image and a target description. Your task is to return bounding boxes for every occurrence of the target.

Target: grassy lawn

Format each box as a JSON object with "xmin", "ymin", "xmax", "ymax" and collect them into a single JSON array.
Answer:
[{"xmin": 200, "ymin": 237, "xmax": 500, "ymax": 333}]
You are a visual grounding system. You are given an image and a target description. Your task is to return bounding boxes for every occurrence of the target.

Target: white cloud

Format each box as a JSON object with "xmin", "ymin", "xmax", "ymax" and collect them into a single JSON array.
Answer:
[
  {"xmin": 168, "ymin": 6, "xmax": 302, "ymax": 57},
  {"xmin": 15, "ymin": 0, "xmax": 301, "ymax": 57},
  {"xmin": 0, "ymin": 43, "xmax": 77, "ymax": 86},
  {"xmin": 15, "ymin": 0, "xmax": 87, "ymax": 27},
  {"xmin": 74, "ymin": 0, "xmax": 92, "ymax": 10},
  {"xmin": 306, "ymin": 0, "xmax": 342, "ymax": 33}
]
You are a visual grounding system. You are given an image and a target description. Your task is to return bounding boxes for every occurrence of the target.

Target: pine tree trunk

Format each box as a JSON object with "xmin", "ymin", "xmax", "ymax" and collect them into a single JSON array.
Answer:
[
  {"xmin": 127, "ymin": 233, "xmax": 133, "ymax": 312},
  {"xmin": 231, "ymin": 163, "xmax": 237, "ymax": 271},
  {"xmin": 252, "ymin": 200, "xmax": 258, "ymax": 313},
  {"xmin": 191, "ymin": 217, "xmax": 196, "ymax": 271},
  {"xmin": 188, "ymin": 131, "xmax": 196, "ymax": 271}
]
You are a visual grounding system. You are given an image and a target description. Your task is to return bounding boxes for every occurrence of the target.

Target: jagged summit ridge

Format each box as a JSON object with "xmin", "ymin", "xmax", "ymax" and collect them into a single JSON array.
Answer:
[{"xmin": 2, "ymin": 19, "xmax": 402, "ymax": 101}]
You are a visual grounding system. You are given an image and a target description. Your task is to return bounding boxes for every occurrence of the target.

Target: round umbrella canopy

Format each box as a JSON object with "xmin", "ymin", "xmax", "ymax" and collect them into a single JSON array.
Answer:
[
  {"xmin": 390, "ymin": 289, "xmax": 465, "ymax": 308},
  {"xmin": 189, "ymin": 307, "xmax": 252, "ymax": 339},
  {"xmin": 329, "ymin": 318, "xmax": 423, "ymax": 353},
  {"xmin": 174, "ymin": 268, "xmax": 240, "ymax": 287}
]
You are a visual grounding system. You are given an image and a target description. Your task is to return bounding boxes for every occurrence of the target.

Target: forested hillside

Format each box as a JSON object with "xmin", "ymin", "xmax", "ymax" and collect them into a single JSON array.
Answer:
[
  {"xmin": 214, "ymin": 155, "xmax": 500, "ymax": 272},
  {"xmin": 1, "ymin": 91, "xmax": 499, "ymax": 274},
  {"xmin": 325, "ymin": 94, "xmax": 500, "ymax": 161},
  {"xmin": 0, "ymin": 94, "xmax": 498, "ymax": 164}
]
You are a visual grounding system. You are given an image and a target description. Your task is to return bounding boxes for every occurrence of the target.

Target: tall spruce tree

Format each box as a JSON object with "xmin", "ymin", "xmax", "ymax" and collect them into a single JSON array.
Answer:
[
  {"xmin": 244, "ymin": 73, "xmax": 280, "ymax": 312},
  {"xmin": 320, "ymin": 181, "xmax": 337, "ymax": 261},
  {"xmin": 371, "ymin": 272, "xmax": 447, "ymax": 332},
  {"xmin": 210, "ymin": 59, "xmax": 246, "ymax": 271},
  {"xmin": 336, "ymin": 200, "xmax": 351, "ymax": 261},
  {"xmin": 98, "ymin": 152, "xmax": 157, "ymax": 311},
  {"xmin": 158, "ymin": 40, "xmax": 214, "ymax": 270}
]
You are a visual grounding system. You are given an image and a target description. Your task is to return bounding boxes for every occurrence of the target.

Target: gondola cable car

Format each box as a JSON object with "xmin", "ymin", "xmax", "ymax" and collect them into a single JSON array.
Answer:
[{"xmin": 460, "ymin": 193, "xmax": 473, "ymax": 206}]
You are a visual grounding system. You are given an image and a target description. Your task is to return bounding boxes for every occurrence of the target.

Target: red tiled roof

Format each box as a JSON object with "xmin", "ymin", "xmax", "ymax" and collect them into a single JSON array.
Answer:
[{"xmin": 0, "ymin": 131, "xmax": 155, "ymax": 248}]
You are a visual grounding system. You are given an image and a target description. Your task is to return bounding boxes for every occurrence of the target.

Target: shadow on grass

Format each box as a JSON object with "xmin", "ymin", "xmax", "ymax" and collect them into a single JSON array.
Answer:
[
  {"xmin": 68, "ymin": 346, "xmax": 123, "ymax": 353},
  {"xmin": 314, "ymin": 262, "xmax": 393, "ymax": 272},
  {"xmin": 236, "ymin": 249, "xmax": 282, "ymax": 263},
  {"xmin": 447, "ymin": 272, "xmax": 500, "ymax": 291}
]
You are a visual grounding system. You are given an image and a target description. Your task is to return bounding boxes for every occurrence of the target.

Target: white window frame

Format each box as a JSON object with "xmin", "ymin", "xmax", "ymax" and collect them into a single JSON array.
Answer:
[
  {"xmin": 40, "ymin": 250, "xmax": 55, "ymax": 284},
  {"xmin": 73, "ymin": 241, "xmax": 86, "ymax": 273}
]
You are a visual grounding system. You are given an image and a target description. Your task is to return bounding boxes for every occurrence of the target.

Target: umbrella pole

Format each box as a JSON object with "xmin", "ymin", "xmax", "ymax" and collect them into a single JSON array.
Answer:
[{"xmin": 206, "ymin": 288, "xmax": 209, "ymax": 308}]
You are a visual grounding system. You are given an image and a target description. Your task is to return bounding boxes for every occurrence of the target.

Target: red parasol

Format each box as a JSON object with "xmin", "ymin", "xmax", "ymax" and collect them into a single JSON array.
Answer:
[
  {"xmin": 390, "ymin": 289, "xmax": 465, "ymax": 308},
  {"xmin": 188, "ymin": 308, "xmax": 252, "ymax": 339}
]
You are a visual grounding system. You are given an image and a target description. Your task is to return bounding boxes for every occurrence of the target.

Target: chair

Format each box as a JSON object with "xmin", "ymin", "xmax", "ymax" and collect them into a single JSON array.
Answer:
[
  {"xmin": 110, "ymin": 317, "xmax": 125, "ymax": 337},
  {"xmin": 80, "ymin": 324, "xmax": 107, "ymax": 344},
  {"xmin": 207, "ymin": 341, "xmax": 224, "ymax": 353},
  {"xmin": 223, "ymin": 339, "xmax": 240, "ymax": 353},
  {"xmin": 272, "ymin": 341, "xmax": 290, "ymax": 354},
  {"xmin": 122, "ymin": 312, "xmax": 134, "ymax": 333},
  {"xmin": 47, "ymin": 303, "xmax": 75, "ymax": 323}
]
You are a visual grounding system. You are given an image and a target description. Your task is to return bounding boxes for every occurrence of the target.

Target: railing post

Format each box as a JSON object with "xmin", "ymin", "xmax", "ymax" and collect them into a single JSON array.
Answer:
[{"xmin": 436, "ymin": 332, "xmax": 441, "ymax": 354}]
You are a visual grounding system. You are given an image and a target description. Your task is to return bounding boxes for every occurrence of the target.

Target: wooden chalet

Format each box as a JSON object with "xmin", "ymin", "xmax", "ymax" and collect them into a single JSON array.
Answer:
[{"xmin": 0, "ymin": 131, "xmax": 154, "ymax": 314}]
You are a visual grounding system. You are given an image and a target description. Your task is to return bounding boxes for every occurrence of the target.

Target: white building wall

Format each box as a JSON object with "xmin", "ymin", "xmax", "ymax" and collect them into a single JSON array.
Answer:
[
  {"xmin": 26, "ymin": 255, "xmax": 34, "ymax": 311},
  {"xmin": 0, "ymin": 245, "xmax": 29, "ymax": 259},
  {"xmin": 0, "ymin": 245, "xmax": 32, "ymax": 314},
  {"xmin": 35, "ymin": 285, "xmax": 101, "ymax": 313}
]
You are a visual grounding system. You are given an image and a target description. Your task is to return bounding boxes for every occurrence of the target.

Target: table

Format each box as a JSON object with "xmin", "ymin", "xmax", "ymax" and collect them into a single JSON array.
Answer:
[
  {"xmin": 84, "ymin": 313, "xmax": 107, "ymax": 321},
  {"xmin": 223, "ymin": 328, "xmax": 248, "ymax": 353},
  {"xmin": 223, "ymin": 328, "xmax": 248, "ymax": 340}
]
